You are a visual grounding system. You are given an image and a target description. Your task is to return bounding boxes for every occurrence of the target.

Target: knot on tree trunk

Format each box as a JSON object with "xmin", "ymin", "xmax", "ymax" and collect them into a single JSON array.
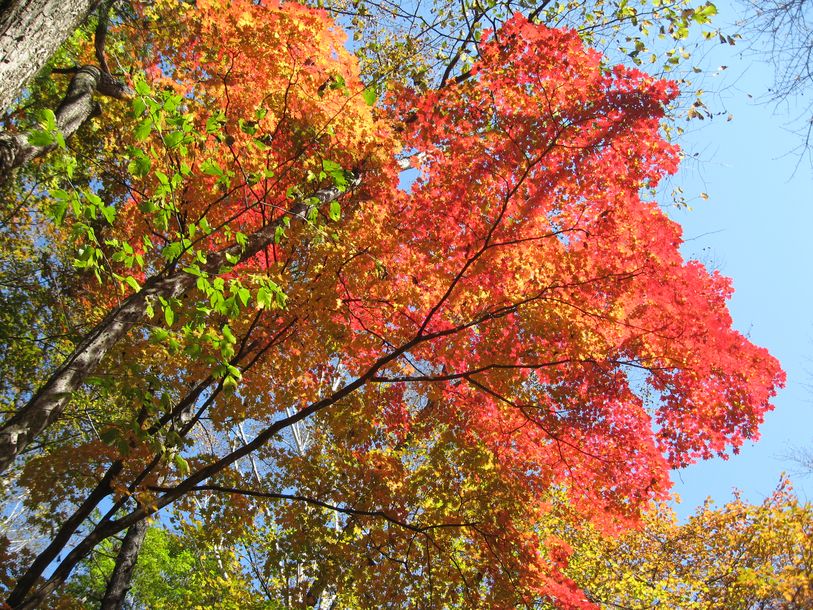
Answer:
[
  {"xmin": 0, "ymin": 64, "xmax": 132, "ymax": 182},
  {"xmin": 98, "ymin": 69, "xmax": 134, "ymax": 100}
]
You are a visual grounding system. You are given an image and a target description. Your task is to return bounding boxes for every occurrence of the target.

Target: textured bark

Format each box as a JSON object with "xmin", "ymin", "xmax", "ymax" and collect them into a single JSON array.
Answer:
[
  {"xmin": 0, "ymin": 0, "xmax": 101, "ymax": 114},
  {"xmin": 99, "ymin": 519, "xmax": 148, "ymax": 610},
  {"xmin": 0, "ymin": 179, "xmax": 356, "ymax": 475},
  {"xmin": 0, "ymin": 64, "xmax": 131, "ymax": 183},
  {"xmin": 6, "ymin": 384, "xmax": 218, "ymax": 608}
]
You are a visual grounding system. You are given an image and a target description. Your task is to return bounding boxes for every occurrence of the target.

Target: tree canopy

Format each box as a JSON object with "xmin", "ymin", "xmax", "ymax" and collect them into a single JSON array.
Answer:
[{"xmin": 0, "ymin": 1, "xmax": 795, "ymax": 608}]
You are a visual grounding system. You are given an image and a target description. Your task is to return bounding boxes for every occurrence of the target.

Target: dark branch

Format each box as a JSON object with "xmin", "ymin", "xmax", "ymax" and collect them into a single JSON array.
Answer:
[{"xmin": 150, "ymin": 483, "xmax": 480, "ymax": 534}]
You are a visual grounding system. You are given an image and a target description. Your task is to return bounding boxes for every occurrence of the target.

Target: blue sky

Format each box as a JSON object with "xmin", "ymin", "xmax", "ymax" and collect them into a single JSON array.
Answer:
[{"xmin": 666, "ymin": 0, "xmax": 813, "ymax": 517}]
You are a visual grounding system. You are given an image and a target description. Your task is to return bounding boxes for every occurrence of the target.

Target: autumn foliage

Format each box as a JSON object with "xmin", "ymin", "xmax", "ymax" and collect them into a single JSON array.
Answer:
[
  {"xmin": 0, "ymin": 1, "xmax": 788, "ymax": 608},
  {"xmin": 565, "ymin": 478, "xmax": 813, "ymax": 608}
]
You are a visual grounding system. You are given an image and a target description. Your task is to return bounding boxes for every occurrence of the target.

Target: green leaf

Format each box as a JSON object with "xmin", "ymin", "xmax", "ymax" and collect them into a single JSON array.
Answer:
[
  {"xmin": 239, "ymin": 119, "xmax": 257, "ymax": 134},
  {"xmin": 164, "ymin": 131, "xmax": 183, "ymax": 148},
  {"xmin": 236, "ymin": 287, "xmax": 250, "ymax": 307},
  {"xmin": 223, "ymin": 374, "xmax": 238, "ymax": 394},
  {"xmin": 362, "ymin": 86, "xmax": 377, "ymax": 106},
  {"xmin": 164, "ymin": 304, "xmax": 175, "ymax": 327},
  {"xmin": 134, "ymin": 119, "xmax": 153, "ymax": 142},
  {"xmin": 134, "ymin": 78, "xmax": 151, "ymax": 97},
  {"xmin": 51, "ymin": 200, "xmax": 68, "ymax": 225},
  {"xmin": 162, "ymin": 241, "xmax": 183, "ymax": 261},
  {"xmin": 124, "ymin": 276, "xmax": 141, "ymax": 292},
  {"xmin": 101, "ymin": 205, "xmax": 116, "ymax": 224},
  {"xmin": 40, "ymin": 108, "xmax": 57, "ymax": 131},
  {"xmin": 329, "ymin": 200, "xmax": 341, "ymax": 221},
  {"xmin": 133, "ymin": 97, "xmax": 147, "ymax": 117},
  {"xmin": 322, "ymin": 159, "xmax": 348, "ymax": 189},
  {"xmin": 128, "ymin": 150, "xmax": 151, "ymax": 177},
  {"xmin": 323, "ymin": 159, "xmax": 343, "ymax": 174},
  {"xmin": 329, "ymin": 74, "xmax": 346, "ymax": 91},
  {"xmin": 64, "ymin": 156, "xmax": 77, "ymax": 180},
  {"xmin": 206, "ymin": 112, "xmax": 226, "ymax": 134},
  {"xmin": 28, "ymin": 130, "xmax": 54, "ymax": 147},
  {"xmin": 256, "ymin": 286, "xmax": 270, "ymax": 309},
  {"xmin": 173, "ymin": 454, "xmax": 190, "ymax": 476},
  {"xmin": 184, "ymin": 264, "xmax": 205, "ymax": 277},
  {"xmin": 85, "ymin": 190, "xmax": 103, "ymax": 207},
  {"xmin": 274, "ymin": 225, "xmax": 285, "ymax": 244}
]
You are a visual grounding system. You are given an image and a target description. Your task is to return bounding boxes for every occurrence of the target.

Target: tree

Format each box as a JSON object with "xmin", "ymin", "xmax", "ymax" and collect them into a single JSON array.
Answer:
[
  {"xmin": 0, "ymin": 0, "xmax": 732, "ymax": 468},
  {"xmin": 563, "ymin": 478, "xmax": 813, "ymax": 608},
  {"xmin": 743, "ymin": 0, "xmax": 813, "ymax": 160},
  {"xmin": 63, "ymin": 525, "xmax": 277, "ymax": 609},
  {"xmin": 1, "ymin": 0, "xmax": 132, "ymax": 184},
  {"xmin": 0, "ymin": 1, "xmax": 784, "ymax": 608},
  {"xmin": 0, "ymin": 0, "xmax": 102, "ymax": 114},
  {"xmin": 322, "ymin": 0, "xmax": 724, "ymax": 86}
]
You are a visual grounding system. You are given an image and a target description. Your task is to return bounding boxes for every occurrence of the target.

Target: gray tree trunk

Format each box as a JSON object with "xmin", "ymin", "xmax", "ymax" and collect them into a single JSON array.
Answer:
[
  {"xmin": 0, "ymin": 64, "xmax": 130, "ymax": 182},
  {"xmin": 99, "ymin": 519, "xmax": 148, "ymax": 610},
  {"xmin": 0, "ymin": 0, "xmax": 102, "ymax": 114},
  {"xmin": 0, "ymin": 179, "xmax": 354, "ymax": 474},
  {"xmin": 5, "ymin": 463, "xmax": 123, "ymax": 609}
]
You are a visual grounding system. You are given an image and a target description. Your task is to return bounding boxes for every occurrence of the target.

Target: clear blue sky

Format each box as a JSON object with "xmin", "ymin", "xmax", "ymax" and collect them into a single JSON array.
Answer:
[{"xmin": 667, "ymin": 0, "xmax": 813, "ymax": 517}]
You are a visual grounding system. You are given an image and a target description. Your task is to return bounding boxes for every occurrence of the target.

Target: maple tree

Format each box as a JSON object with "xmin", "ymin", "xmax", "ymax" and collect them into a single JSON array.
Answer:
[
  {"xmin": 55, "ymin": 479, "xmax": 813, "ymax": 608},
  {"xmin": 0, "ymin": 0, "xmax": 787, "ymax": 608}
]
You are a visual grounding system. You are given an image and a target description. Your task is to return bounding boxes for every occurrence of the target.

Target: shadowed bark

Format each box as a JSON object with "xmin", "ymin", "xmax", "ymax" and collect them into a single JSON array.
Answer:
[
  {"xmin": 99, "ymin": 519, "xmax": 149, "ymax": 610},
  {"xmin": 0, "ymin": 177, "xmax": 357, "ymax": 475}
]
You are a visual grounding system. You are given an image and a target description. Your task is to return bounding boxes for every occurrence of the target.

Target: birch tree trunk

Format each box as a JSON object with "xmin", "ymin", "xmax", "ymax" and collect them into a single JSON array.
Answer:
[{"xmin": 0, "ymin": 0, "xmax": 101, "ymax": 114}]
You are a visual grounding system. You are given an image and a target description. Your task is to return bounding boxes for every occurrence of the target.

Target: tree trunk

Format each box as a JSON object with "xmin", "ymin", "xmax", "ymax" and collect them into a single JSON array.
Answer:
[
  {"xmin": 99, "ymin": 519, "xmax": 148, "ymax": 610},
  {"xmin": 0, "ymin": 64, "xmax": 129, "ymax": 182},
  {"xmin": 0, "ymin": 0, "xmax": 102, "ymax": 114},
  {"xmin": 0, "ymin": 179, "xmax": 353, "ymax": 474},
  {"xmin": 5, "ymin": 462, "xmax": 122, "ymax": 609}
]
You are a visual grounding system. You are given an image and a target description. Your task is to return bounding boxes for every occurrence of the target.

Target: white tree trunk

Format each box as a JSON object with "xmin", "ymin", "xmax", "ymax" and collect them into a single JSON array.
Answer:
[{"xmin": 0, "ymin": 0, "xmax": 101, "ymax": 114}]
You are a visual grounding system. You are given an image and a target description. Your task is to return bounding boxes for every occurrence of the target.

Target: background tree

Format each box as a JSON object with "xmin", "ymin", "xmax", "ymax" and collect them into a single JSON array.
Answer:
[
  {"xmin": 743, "ymin": 0, "xmax": 813, "ymax": 161},
  {"xmin": 563, "ymin": 478, "xmax": 813, "ymax": 608}
]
